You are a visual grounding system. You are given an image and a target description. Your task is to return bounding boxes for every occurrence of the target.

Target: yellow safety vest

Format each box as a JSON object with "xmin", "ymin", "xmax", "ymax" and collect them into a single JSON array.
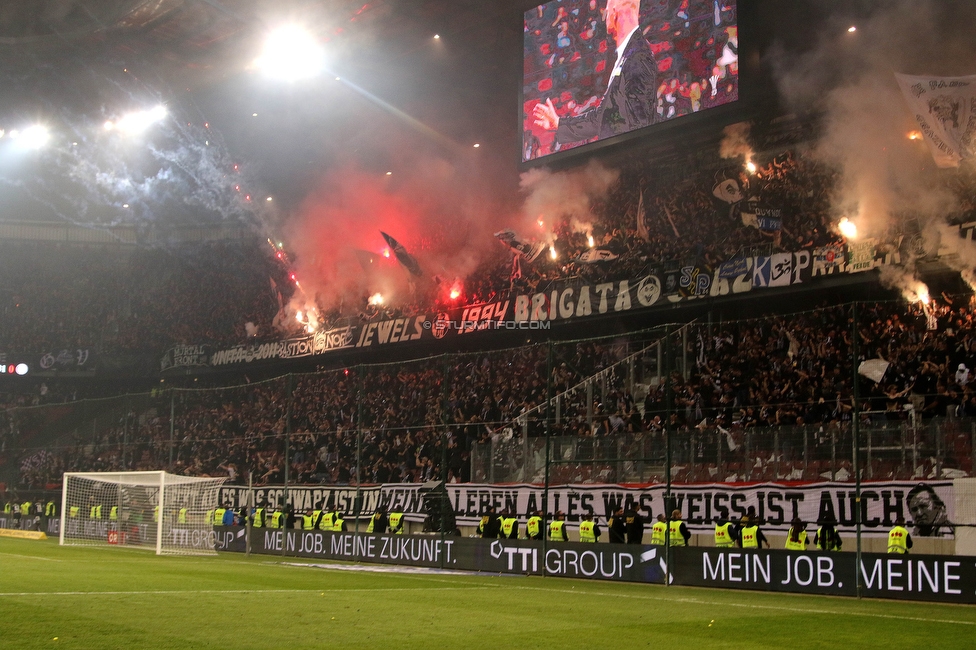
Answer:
[
  {"xmin": 816, "ymin": 526, "xmax": 841, "ymax": 551},
  {"xmin": 549, "ymin": 520, "xmax": 566, "ymax": 541},
  {"xmin": 90, "ymin": 505, "xmax": 102, "ymax": 520},
  {"xmin": 669, "ymin": 520, "xmax": 686, "ymax": 546},
  {"xmin": 888, "ymin": 526, "xmax": 909, "ymax": 554},
  {"xmin": 2, "ymin": 503, "xmax": 10, "ymax": 514},
  {"xmin": 214, "ymin": 508, "xmax": 226, "ymax": 525},
  {"xmin": 714, "ymin": 522, "xmax": 734, "ymax": 547},
  {"xmin": 109, "ymin": 506, "xmax": 118, "ymax": 521},
  {"xmin": 741, "ymin": 525, "xmax": 759, "ymax": 548},
  {"xmin": 333, "ymin": 517, "xmax": 345, "ymax": 532},
  {"xmin": 785, "ymin": 528, "xmax": 807, "ymax": 551},
  {"xmin": 153, "ymin": 506, "xmax": 159, "ymax": 523},
  {"xmin": 526, "ymin": 516, "xmax": 542, "ymax": 538},
  {"xmin": 178, "ymin": 508, "xmax": 188, "ymax": 524},
  {"xmin": 389, "ymin": 512, "xmax": 404, "ymax": 534},
  {"xmin": 253, "ymin": 508, "xmax": 265, "ymax": 528},
  {"xmin": 45, "ymin": 502, "xmax": 56, "ymax": 517},
  {"xmin": 501, "ymin": 517, "xmax": 517, "ymax": 538},
  {"xmin": 70, "ymin": 506, "xmax": 80, "ymax": 518},
  {"xmin": 651, "ymin": 521, "xmax": 667, "ymax": 545},
  {"xmin": 579, "ymin": 520, "xmax": 596, "ymax": 542},
  {"xmin": 319, "ymin": 512, "xmax": 334, "ymax": 531},
  {"xmin": 23, "ymin": 502, "xmax": 32, "ymax": 517},
  {"xmin": 270, "ymin": 512, "xmax": 283, "ymax": 529},
  {"xmin": 366, "ymin": 514, "xmax": 379, "ymax": 533},
  {"xmin": 311, "ymin": 510, "xmax": 322, "ymax": 528},
  {"xmin": 302, "ymin": 514, "xmax": 314, "ymax": 530}
]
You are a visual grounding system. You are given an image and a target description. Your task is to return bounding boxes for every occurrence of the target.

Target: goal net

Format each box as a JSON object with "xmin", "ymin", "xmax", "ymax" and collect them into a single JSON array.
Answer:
[{"xmin": 60, "ymin": 471, "xmax": 227, "ymax": 556}]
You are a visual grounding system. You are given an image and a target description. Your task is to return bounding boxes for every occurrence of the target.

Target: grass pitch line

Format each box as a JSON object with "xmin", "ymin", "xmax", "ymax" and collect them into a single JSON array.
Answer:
[
  {"xmin": 0, "ymin": 586, "xmax": 495, "ymax": 597},
  {"xmin": 509, "ymin": 584, "xmax": 976, "ymax": 626},
  {"xmin": 0, "ymin": 551, "xmax": 63, "ymax": 562}
]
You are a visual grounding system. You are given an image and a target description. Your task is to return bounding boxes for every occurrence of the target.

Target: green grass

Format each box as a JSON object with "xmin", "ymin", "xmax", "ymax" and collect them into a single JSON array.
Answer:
[{"xmin": 1, "ymin": 537, "xmax": 974, "ymax": 649}]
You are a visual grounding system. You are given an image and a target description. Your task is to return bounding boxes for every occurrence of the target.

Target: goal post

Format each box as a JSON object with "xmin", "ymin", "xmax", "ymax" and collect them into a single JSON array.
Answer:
[{"xmin": 60, "ymin": 471, "xmax": 227, "ymax": 556}]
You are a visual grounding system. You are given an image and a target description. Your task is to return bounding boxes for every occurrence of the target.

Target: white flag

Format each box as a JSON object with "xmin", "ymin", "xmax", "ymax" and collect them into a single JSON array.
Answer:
[
  {"xmin": 895, "ymin": 73, "xmax": 976, "ymax": 168},
  {"xmin": 858, "ymin": 359, "xmax": 889, "ymax": 383}
]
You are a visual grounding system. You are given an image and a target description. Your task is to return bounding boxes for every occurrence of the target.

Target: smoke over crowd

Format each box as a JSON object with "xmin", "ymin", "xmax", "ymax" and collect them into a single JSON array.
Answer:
[{"xmin": 770, "ymin": 0, "xmax": 976, "ymax": 298}]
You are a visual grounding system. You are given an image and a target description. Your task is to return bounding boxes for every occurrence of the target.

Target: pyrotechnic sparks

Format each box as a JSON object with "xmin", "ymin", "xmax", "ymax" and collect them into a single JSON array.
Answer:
[
  {"xmin": 104, "ymin": 106, "xmax": 167, "ymax": 134},
  {"xmin": 587, "ymin": 234, "xmax": 595, "ymax": 248},
  {"xmin": 448, "ymin": 278, "xmax": 463, "ymax": 300},
  {"xmin": 837, "ymin": 217, "xmax": 858, "ymax": 239},
  {"xmin": 745, "ymin": 160, "xmax": 757, "ymax": 174},
  {"xmin": 368, "ymin": 292, "xmax": 384, "ymax": 306},
  {"xmin": 549, "ymin": 245, "xmax": 557, "ymax": 260},
  {"xmin": 907, "ymin": 131, "xmax": 922, "ymax": 141}
]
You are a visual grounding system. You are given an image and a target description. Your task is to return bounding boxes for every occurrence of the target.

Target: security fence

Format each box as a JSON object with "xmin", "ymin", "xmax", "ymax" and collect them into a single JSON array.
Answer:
[{"xmin": 2, "ymin": 301, "xmax": 976, "ymax": 559}]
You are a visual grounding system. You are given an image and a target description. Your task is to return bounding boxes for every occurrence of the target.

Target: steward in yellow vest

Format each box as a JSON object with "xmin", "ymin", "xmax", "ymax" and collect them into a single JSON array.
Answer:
[
  {"xmin": 109, "ymin": 506, "xmax": 119, "ymax": 521},
  {"xmin": 650, "ymin": 515, "xmax": 667, "ymax": 545},
  {"xmin": 814, "ymin": 517, "xmax": 842, "ymax": 551},
  {"xmin": 252, "ymin": 507, "xmax": 266, "ymax": 528},
  {"xmin": 333, "ymin": 514, "xmax": 347, "ymax": 532},
  {"xmin": 269, "ymin": 511, "xmax": 283, "ymax": 529},
  {"xmin": 668, "ymin": 510, "xmax": 688, "ymax": 547},
  {"xmin": 785, "ymin": 519, "xmax": 808, "ymax": 551},
  {"xmin": 213, "ymin": 507, "xmax": 226, "ymax": 526},
  {"xmin": 23, "ymin": 501, "xmax": 33, "ymax": 519},
  {"xmin": 388, "ymin": 511, "xmax": 404, "ymax": 534},
  {"xmin": 302, "ymin": 510, "xmax": 315, "ymax": 530},
  {"xmin": 311, "ymin": 509, "xmax": 323, "ymax": 529},
  {"xmin": 714, "ymin": 519, "xmax": 735, "ymax": 548},
  {"xmin": 45, "ymin": 501, "xmax": 56, "ymax": 517},
  {"xmin": 549, "ymin": 512, "xmax": 568, "ymax": 542},
  {"xmin": 69, "ymin": 506, "xmax": 80, "ymax": 518},
  {"xmin": 888, "ymin": 517, "xmax": 912, "ymax": 554},
  {"xmin": 526, "ymin": 512, "xmax": 543, "ymax": 540},
  {"xmin": 89, "ymin": 504, "xmax": 102, "ymax": 520},
  {"xmin": 2, "ymin": 502, "xmax": 10, "ymax": 514},
  {"xmin": 740, "ymin": 522, "xmax": 769, "ymax": 549},
  {"xmin": 578, "ymin": 514, "xmax": 599, "ymax": 542},
  {"xmin": 318, "ymin": 509, "xmax": 335, "ymax": 531},
  {"xmin": 500, "ymin": 513, "xmax": 518, "ymax": 539},
  {"xmin": 178, "ymin": 507, "xmax": 188, "ymax": 524}
]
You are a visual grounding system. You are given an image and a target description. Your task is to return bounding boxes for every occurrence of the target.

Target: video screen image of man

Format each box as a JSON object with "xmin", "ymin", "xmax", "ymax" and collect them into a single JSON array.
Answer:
[{"xmin": 522, "ymin": 0, "xmax": 739, "ymax": 161}]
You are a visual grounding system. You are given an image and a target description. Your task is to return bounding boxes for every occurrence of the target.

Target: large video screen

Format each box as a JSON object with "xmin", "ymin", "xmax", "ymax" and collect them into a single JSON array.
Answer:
[{"xmin": 522, "ymin": 0, "xmax": 739, "ymax": 162}]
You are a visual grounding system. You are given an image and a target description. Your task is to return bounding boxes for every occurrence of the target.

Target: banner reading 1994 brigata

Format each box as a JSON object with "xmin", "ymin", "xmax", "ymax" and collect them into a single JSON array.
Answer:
[
  {"xmin": 218, "ymin": 480, "xmax": 957, "ymax": 539},
  {"xmin": 163, "ymin": 222, "xmax": 976, "ymax": 371}
]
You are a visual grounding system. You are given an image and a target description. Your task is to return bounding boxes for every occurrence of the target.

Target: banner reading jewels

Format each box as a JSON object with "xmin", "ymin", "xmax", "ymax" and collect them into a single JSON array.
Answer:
[
  {"xmin": 218, "ymin": 480, "xmax": 956, "ymax": 539},
  {"xmin": 165, "ymin": 222, "xmax": 976, "ymax": 370}
]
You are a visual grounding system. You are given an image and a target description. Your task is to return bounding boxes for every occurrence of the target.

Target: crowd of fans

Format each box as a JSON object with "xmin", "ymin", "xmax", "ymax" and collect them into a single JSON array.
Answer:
[
  {"xmin": 0, "ymin": 240, "xmax": 289, "ymax": 354},
  {"xmin": 8, "ymin": 294, "xmax": 976, "ymax": 489}
]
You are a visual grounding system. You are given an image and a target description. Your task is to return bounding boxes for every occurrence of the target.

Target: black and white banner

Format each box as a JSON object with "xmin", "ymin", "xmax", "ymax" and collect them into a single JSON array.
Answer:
[
  {"xmin": 169, "ymin": 222, "xmax": 976, "ymax": 369},
  {"xmin": 203, "ymin": 526, "xmax": 976, "ymax": 604},
  {"xmin": 219, "ymin": 480, "xmax": 956, "ymax": 538},
  {"xmin": 896, "ymin": 73, "xmax": 976, "ymax": 168},
  {"xmin": 672, "ymin": 547, "xmax": 976, "ymax": 604}
]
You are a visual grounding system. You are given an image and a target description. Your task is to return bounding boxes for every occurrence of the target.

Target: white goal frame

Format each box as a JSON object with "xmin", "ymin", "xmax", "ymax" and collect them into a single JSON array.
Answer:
[{"xmin": 60, "ymin": 470, "xmax": 227, "ymax": 555}]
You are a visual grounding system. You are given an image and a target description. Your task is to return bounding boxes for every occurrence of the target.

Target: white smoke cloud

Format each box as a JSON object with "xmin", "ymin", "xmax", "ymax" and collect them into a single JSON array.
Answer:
[{"xmin": 771, "ymin": 0, "xmax": 976, "ymax": 293}]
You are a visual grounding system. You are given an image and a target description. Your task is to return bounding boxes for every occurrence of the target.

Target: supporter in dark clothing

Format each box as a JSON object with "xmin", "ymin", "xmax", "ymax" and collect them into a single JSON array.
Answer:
[
  {"xmin": 608, "ymin": 506, "xmax": 627, "ymax": 543},
  {"xmin": 625, "ymin": 506, "xmax": 646, "ymax": 544}
]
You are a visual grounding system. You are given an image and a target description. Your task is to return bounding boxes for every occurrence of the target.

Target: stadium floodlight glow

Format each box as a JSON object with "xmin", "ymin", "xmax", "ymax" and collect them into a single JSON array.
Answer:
[
  {"xmin": 848, "ymin": 26, "xmax": 857, "ymax": 33},
  {"xmin": 254, "ymin": 25, "xmax": 325, "ymax": 81},
  {"xmin": 12, "ymin": 125, "xmax": 51, "ymax": 149},
  {"xmin": 109, "ymin": 105, "xmax": 168, "ymax": 134}
]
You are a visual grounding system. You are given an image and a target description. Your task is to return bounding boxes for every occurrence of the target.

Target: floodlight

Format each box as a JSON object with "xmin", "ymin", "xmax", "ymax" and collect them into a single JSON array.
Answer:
[
  {"xmin": 254, "ymin": 26, "xmax": 325, "ymax": 81},
  {"xmin": 16, "ymin": 125, "xmax": 51, "ymax": 149}
]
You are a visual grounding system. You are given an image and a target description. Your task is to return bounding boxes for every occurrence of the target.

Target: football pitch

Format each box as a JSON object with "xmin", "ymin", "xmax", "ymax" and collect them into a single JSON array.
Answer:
[{"xmin": 1, "ymin": 538, "xmax": 974, "ymax": 649}]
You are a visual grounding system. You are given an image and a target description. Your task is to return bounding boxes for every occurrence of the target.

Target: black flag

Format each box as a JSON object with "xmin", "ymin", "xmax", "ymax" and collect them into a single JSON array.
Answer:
[{"xmin": 380, "ymin": 231, "xmax": 423, "ymax": 277}]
